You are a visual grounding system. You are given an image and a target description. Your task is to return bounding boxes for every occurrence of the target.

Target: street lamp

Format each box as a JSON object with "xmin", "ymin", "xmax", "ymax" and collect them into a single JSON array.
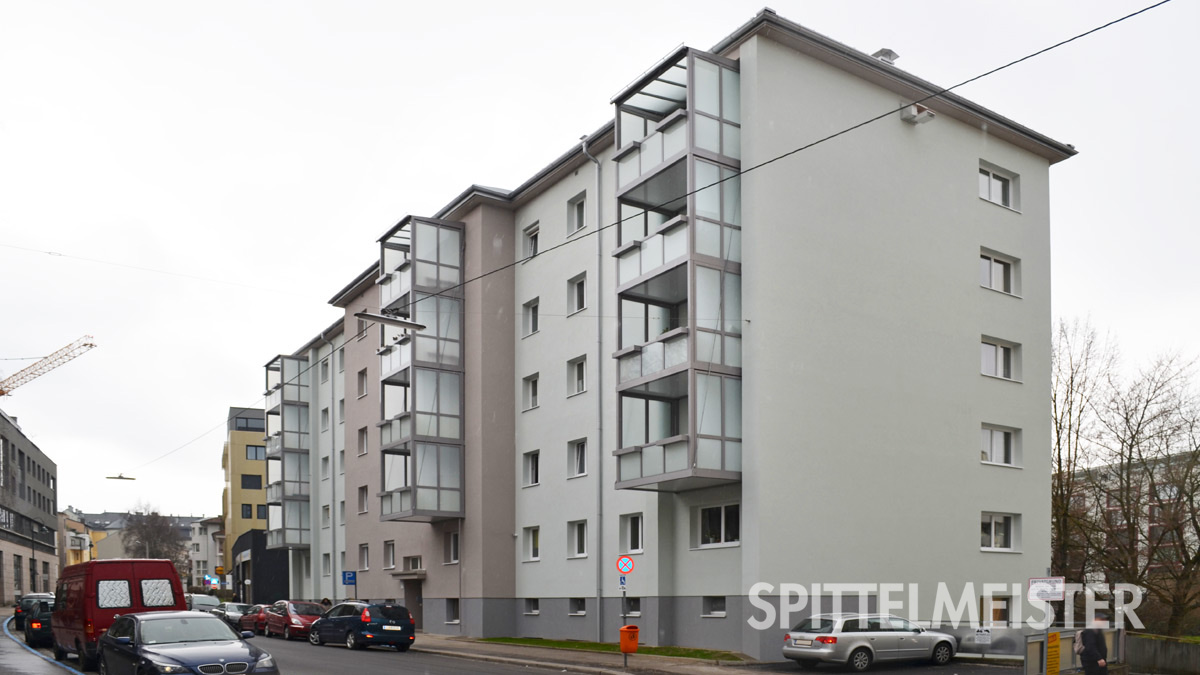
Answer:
[{"xmin": 353, "ymin": 311, "xmax": 426, "ymax": 331}]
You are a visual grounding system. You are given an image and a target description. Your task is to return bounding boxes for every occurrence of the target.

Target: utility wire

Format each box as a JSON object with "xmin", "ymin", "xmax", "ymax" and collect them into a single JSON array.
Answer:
[{"xmin": 129, "ymin": 0, "xmax": 1171, "ymax": 471}]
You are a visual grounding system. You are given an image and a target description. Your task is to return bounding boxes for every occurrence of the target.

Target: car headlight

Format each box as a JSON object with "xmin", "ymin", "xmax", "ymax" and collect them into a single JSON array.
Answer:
[
  {"xmin": 257, "ymin": 653, "xmax": 276, "ymax": 669},
  {"xmin": 291, "ymin": 617, "xmax": 302, "ymax": 625},
  {"xmin": 147, "ymin": 661, "xmax": 189, "ymax": 674}
]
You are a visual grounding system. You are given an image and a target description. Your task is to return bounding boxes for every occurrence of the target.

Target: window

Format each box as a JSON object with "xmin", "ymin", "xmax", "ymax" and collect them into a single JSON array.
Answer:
[
  {"xmin": 523, "ymin": 374, "xmax": 539, "ymax": 410},
  {"xmin": 246, "ymin": 445, "xmax": 265, "ymax": 461},
  {"xmin": 359, "ymin": 544, "xmax": 369, "ymax": 570},
  {"xmin": 698, "ymin": 504, "xmax": 740, "ymax": 547},
  {"xmin": 569, "ymin": 440, "xmax": 587, "ymax": 477},
  {"xmin": 97, "ymin": 580, "xmax": 131, "ymax": 608},
  {"xmin": 981, "ymin": 513, "xmax": 1018, "ymax": 550},
  {"xmin": 624, "ymin": 596, "xmax": 642, "ymax": 617},
  {"xmin": 567, "ymin": 357, "xmax": 586, "ymax": 396},
  {"xmin": 404, "ymin": 555, "xmax": 423, "ymax": 571},
  {"xmin": 444, "ymin": 531, "xmax": 459, "ymax": 564},
  {"xmin": 357, "ymin": 369, "xmax": 368, "ymax": 398},
  {"xmin": 357, "ymin": 486, "xmax": 368, "ymax": 513},
  {"xmin": 357, "ymin": 317, "xmax": 369, "ymax": 339},
  {"xmin": 338, "ymin": 399, "xmax": 344, "ymax": 424},
  {"xmin": 322, "ymin": 553, "xmax": 331, "ymax": 576},
  {"xmin": 240, "ymin": 474, "xmax": 262, "ymax": 490},
  {"xmin": 568, "ymin": 194, "xmax": 586, "ymax": 234},
  {"xmin": 357, "ymin": 427, "xmax": 368, "ymax": 455},
  {"xmin": 257, "ymin": 505, "xmax": 267, "ymax": 519},
  {"xmin": 981, "ymin": 596, "xmax": 1011, "ymax": 626},
  {"xmin": 568, "ymin": 520, "xmax": 587, "ymax": 558},
  {"xmin": 321, "ymin": 456, "xmax": 330, "ymax": 478},
  {"xmin": 622, "ymin": 513, "xmax": 643, "ymax": 554},
  {"xmin": 320, "ymin": 359, "xmax": 330, "ymax": 383},
  {"xmin": 320, "ymin": 505, "xmax": 331, "ymax": 527},
  {"xmin": 524, "ymin": 223, "xmax": 540, "ymax": 258},
  {"xmin": 320, "ymin": 407, "xmax": 330, "ymax": 431},
  {"xmin": 446, "ymin": 598, "xmax": 460, "ymax": 623},
  {"xmin": 523, "ymin": 451, "xmax": 540, "ymax": 486},
  {"xmin": 235, "ymin": 417, "xmax": 265, "ymax": 432},
  {"xmin": 523, "ymin": 299, "xmax": 540, "ymax": 336},
  {"xmin": 192, "ymin": 543, "xmax": 200, "ymax": 552},
  {"xmin": 337, "ymin": 348, "xmax": 345, "ymax": 372},
  {"xmin": 702, "ymin": 596, "xmax": 727, "ymax": 618},
  {"xmin": 568, "ymin": 274, "xmax": 586, "ymax": 314},
  {"xmin": 524, "ymin": 598, "xmax": 540, "ymax": 615},
  {"xmin": 979, "ymin": 164, "xmax": 1018, "ymax": 209},
  {"xmin": 384, "ymin": 541, "xmax": 395, "ymax": 569},
  {"xmin": 339, "ymin": 450, "xmax": 344, "ymax": 473},
  {"xmin": 339, "ymin": 500, "xmax": 345, "ymax": 524},
  {"xmin": 568, "ymin": 597, "xmax": 586, "ymax": 616},
  {"xmin": 524, "ymin": 526, "xmax": 540, "ymax": 561},
  {"xmin": 979, "ymin": 251, "xmax": 1018, "ymax": 294},
  {"xmin": 981, "ymin": 339, "xmax": 1018, "ymax": 380},
  {"xmin": 241, "ymin": 504, "xmax": 252, "ymax": 519},
  {"xmin": 981, "ymin": 426, "xmax": 1018, "ymax": 465}
]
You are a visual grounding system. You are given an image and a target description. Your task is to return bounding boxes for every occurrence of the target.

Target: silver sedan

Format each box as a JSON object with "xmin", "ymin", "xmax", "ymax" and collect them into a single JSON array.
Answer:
[{"xmin": 782, "ymin": 613, "xmax": 956, "ymax": 671}]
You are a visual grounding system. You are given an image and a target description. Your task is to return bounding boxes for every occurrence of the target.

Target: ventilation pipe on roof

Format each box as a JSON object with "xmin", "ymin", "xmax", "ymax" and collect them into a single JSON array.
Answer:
[{"xmin": 871, "ymin": 48, "xmax": 899, "ymax": 65}]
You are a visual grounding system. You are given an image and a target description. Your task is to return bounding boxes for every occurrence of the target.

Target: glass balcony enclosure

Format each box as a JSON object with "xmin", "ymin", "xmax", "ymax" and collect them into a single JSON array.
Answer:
[
  {"xmin": 611, "ymin": 48, "xmax": 743, "ymax": 492},
  {"xmin": 263, "ymin": 354, "xmax": 311, "ymax": 549},
  {"xmin": 375, "ymin": 216, "xmax": 466, "ymax": 522}
]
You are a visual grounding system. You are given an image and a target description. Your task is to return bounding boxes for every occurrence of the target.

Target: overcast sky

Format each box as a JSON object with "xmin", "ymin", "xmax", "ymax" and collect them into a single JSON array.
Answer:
[{"xmin": 1, "ymin": 0, "xmax": 1196, "ymax": 518}]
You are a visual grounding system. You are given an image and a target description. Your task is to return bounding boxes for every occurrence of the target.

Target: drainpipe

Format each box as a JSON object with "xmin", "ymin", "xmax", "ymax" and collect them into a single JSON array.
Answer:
[
  {"xmin": 319, "ymin": 329, "xmax": 337, "ymax": 602},
  {"xmin": 581, "ymin": 135, "xmax": 604, "ymax": 643}
]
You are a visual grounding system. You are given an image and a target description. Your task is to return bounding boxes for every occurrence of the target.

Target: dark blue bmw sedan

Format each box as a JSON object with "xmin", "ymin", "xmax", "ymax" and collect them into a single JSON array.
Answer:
[{"xmin": 97, "ymin": 611, "xmax": 280, "ymax": 675}]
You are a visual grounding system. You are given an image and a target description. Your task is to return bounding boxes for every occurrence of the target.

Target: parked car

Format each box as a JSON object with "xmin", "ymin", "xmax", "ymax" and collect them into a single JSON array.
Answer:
[
  {"xmin": 239, "ymin": 604, "xmax": 270, "ymax": 635},
  {"xmin": 96, "ymin": 610, "xmax": 279, "ymax": 675},
  {"xmin": 264, "ymin": 600, "xmax": 324, "ymax": 640},
  {"xmin": 211, "ymin": 602, "xmax": 252, "ymax": 628},
  {"xmin": 22, "ymin": 598, "xmax": 54, "ymax": 648},
  {"xmin": 782, "ymin": 613, "xmax": 956, "ymax": 671},
  {"xmin": 52, "ymin": 559, "xmax": 187, "ymax": 670},
  {"xmin": 13, "ymin": 592, "xmax": 54, "ymax": 630},
  {"xmin": 307, "ymin": 601, "xmax": 415, "ymax": 651},
  {"xmin": 183, "ymin": 593, "xmax": 221, "ymax": 613}
]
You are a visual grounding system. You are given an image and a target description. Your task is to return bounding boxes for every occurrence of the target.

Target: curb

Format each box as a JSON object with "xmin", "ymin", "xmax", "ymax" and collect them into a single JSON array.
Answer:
[{"xmin": 412, "ymin": 645, "xmax": 629, "ymax": 674}]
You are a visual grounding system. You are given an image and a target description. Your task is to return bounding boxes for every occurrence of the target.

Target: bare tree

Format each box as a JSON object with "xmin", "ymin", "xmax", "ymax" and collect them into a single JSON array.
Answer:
[
  {"xmin": 1051, "ymin": 319, "xmax": 1114, "ymax": 581},
  {"xmin": 122, "ymin": 503, "xmax": 189, "ymax": 579}
]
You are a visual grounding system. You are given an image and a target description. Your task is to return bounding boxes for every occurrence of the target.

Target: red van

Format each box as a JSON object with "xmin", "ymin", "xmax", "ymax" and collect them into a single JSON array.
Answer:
[{"xmin": 52, "ymin": 559, "xmax": 186, "ymax": 670}]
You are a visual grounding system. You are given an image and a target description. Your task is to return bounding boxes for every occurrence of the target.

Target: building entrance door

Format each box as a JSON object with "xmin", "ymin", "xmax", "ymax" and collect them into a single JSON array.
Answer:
[{"xmin": 403, "ymin": 581, "xmax": 423, "ymax": 629}]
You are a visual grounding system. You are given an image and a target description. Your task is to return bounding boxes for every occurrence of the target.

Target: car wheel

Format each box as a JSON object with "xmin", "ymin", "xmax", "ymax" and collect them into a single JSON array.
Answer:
[
  {"xmin": 284, "ymin": 626, "xmax": 292, "ymax": 640},
  {"xmin": 848, "ymin": 648, "xmax": 872, "ymax": 672},
  {"xmin": 309, "ymin": 629, "xmax": 323, "ymax": 646},
  {"xmin": 932, "ymin": 641, "xmax": 953, "ymax": 666},
  {"xmin": 346, "ymin": 631, "xmax": 362, "ymax": 650}
]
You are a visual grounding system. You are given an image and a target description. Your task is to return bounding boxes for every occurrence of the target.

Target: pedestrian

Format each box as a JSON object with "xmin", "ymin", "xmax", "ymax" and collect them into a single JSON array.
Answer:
[
  {"xmin": 320, "ymin": 597, "xmax": 332, "ymax": 610},
  {"xmin": 1079, "ymin": 616, "xmax": 1108, "ymax": 675}
]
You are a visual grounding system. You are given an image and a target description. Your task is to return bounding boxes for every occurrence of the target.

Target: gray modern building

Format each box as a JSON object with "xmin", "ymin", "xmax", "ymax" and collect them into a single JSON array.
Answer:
[
  {"xmin": 265, "ymin": 9, "xmax": 1074, "ymax": 659},
  {"xmin": 0, "ymin": 409, "xmax": 58, "ymax": 602}
]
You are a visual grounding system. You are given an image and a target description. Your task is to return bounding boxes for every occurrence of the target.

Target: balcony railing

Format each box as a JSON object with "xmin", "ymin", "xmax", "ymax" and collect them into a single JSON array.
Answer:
[
  {"xmin": 617, "ymin": 330, "xmax": 688, "ymax": 384},
  {"xmin": 379, "ymin": 266, "xmax": 412, "ymax": 310},
  {"xmin": 266, "ymin": 528, "xmax": 310, "ymax": 548},
  {"xmin": 266, "ymin": 480, "xmax": 311, "ymax": 503},
  {"xmin": 380, "ymin": 415, "xmax": 412, "ymax": 451},
  {"xmin": 618, "ymin": 436, "xmax": 690, "ymax": 481},
  {"xmin": 380, "ymin": 343, "xmax": 411, "ymax": 383},
  {"xmin": 614, "ymin": 434, "xmax": 741, "ymax": 492},
  {"xmin": 265, "ymin": 387, "xmax": 281, "ymax": 413},
  {"xmin": 379, "ymin": 486, "xmax": 462, "ymax": 523},
  {"xmin": 616, "ymin": 115, "xmax": 688, "ymax": 189},
  {"xmin": 616, "ymin": 220, "xmax": 688, "ymax": 285}
]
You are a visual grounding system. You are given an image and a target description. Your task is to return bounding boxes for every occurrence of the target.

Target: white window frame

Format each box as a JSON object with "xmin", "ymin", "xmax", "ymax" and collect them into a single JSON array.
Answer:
[
  {"xmin": 568, "ymin": 193, "xmax": 587, "ymax": 235},
  {"xmin": 568, "ymin": 597, "xmax": 587, "ymax": 616},
  {"xmin": 523, "ymin": 299, "xmax": 540, "ymax": 337},
  {"xmin": 981, "ymin": 425, "xmax": 1020, "ymax": 467},
  {"xmin": 624, "ymin": 596, "xmax": 642, "ymax": 617},
  {"xmin": 321, "ymin": 505, "xmax": 331, "ymax": 528},
  {"xmin": 622, "ymin": 513, "xmax": 644, "ymax": 554},
  {"xmin": 523, "ymin": 450, "xmax": 540, "ymax": 487},
  {"xmin": 445, "ymin": 598, "xmax": 460, "ymax": 624},
  {"xmin": 383, "ymin": 541, "xmax": 395, "ymax": 570},
  {"xmin": 404, "ymin": 555, "xmax": 423, "ymax": 571},
  {"xmin": 357, "ymin": 427, "xmax": 368, "ymax": 455},
  {"xmin": 357, "ymin": 485, "xmax": 368, "ymax": 513},
  {"xmin": 523, "ymin": 223, "xmax": 540, "ymax": 260},
  {"xmin": 444, "ymin": 531, "xmax": 460, "ymax": 564},
  {"xmin": 702, "ymin": 595, "xmax": 727, "ymax": 618},
  {"xmin": 524, "ymin": 526, "xmax": 540, "ymax": 562},
  {"xmin": 568, "ymin": 273, "xmax": 587, "ymax": 315},
  {"xmin": 356, "ymin": 369, "xmax": 368, "ymax": 398},
  {"xmin": 320, "ymin": 359, "xmax": 330, "ymax": 383},
  {"xmin": 322, "ymin": 553, "xmax": 331, "ymax": 577},
  {"xmin": 568, "ymin": 520, "xmax": 587, "ymax": 559},
  {"xmin": 338, "ymin": 398, "xmax": 344, "ymax": 424},
  {"xmin": 524, "ymin": 598, "xmax": 540, "ymax": 616},
  {"xmin": 979, "ymin": 162, "xmax": 1020, "ymax": 210},
  {"xmin": 320, "ymin": 407, "xmax": 330, "ymax": 431},
  {"xmin": 567, "ymin": 357, "xmax": 586, "ymax": 397},
  {"xmin": 981, "ymin": 339, "xmax": 1018, "ymax": 380},
  {"xmin": 981, "ymin": 512, "xmax": 1018, "ymax": 551},
  {"xmin": 358, "ymin": 544, "xmax": 369, "ymax": 571},
  {"xmin": 979, "ymin": 250, "xmax": 1019, "ymax": 295},
  {"xmin": 569, "ymin": 440, "xmax": 587, "ymax": 478},
  {"xmin": 696, "ymin": 503, "xmax": 740, "ymax": 549},
  {"xmin": 523, "ymin": 374, "xmax": 539, "ymax": 411}
]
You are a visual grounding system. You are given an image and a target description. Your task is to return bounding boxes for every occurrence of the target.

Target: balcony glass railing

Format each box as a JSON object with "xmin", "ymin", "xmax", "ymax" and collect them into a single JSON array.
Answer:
[
  {"xmin": 618, "ymin": 438, "xmax": 690, "ymax": 482},
  {"xmin": 265, "ymin": 387, "xmax": 281, "ymax": 411},
  {"xmin": 617, "ymin": 119, "xmax": 688, "ymax": 189},
  {"xmin": 280, "ymin": 430, "xmax": 309, "ymax": 451},
  {"xmin": 380, "ymin": 485, "xmax": 462, "ymax": 518},
  {"xmin": 267, "ymin": 480, "xmax": 311, "ymax": 503},
  {"xmin": 618, "ymin": 333, "xmax": 688, "ymax": 384},
  {"xmin": 380, "ymin": 416, "xmax": 412, "ymax": 450},
  {"xmin": 380, "ymin": 343, "xmax": 410, "ymax": 378},
  {"xmin": 266, "ymin": 528, "xmax": 310, "ymax": 548},
  {"xmin": 265, "ymin": 434, "xmax": 282, "ymax": 457},
  {"xmin": 617, "ymin": 223, "xmax": 687, "ymax": 285},
  {"xmin": 380, "ymin": 268, "xmax": 411, "ymax": 309}
]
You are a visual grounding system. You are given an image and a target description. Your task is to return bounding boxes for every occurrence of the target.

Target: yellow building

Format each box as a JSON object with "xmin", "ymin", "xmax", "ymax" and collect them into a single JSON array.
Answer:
[
  {"xmin": 57, "ymin": 507, "xmax": 94, "ymax": 568},
  {"xmin": 222, "ymin": 407, "xmax": 267, "ymax": 582}
]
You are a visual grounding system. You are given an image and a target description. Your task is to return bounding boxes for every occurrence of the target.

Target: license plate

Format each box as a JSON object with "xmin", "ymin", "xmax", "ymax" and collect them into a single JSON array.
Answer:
[
  {"xmin": 383, "ymin": 625, "xmax": 403, "ymax": 631},
  {"xmin": 795, "ymin": 639, "xmax": 812, "ymax": 646}
]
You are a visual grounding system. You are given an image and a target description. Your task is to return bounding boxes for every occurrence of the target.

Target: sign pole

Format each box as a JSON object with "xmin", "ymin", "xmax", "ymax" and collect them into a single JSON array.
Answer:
[{"xmin": 622, "ymin": 585, "xmax": 628, "ymax": 668}]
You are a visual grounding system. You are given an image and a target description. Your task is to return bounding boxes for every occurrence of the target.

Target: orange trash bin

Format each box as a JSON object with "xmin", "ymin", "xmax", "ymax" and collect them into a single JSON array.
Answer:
[{"xmin": 619, "ymin": 625, "xmax": 639, "ymax": 653}]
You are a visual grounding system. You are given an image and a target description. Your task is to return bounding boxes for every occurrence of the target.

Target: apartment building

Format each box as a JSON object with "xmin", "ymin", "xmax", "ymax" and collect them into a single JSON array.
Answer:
[
  {"xmin": 0, "ymin": 409, "xmax": 58, "ymax": 602},
  {"xmin": 221, "ymin": 407, "xmax": 267, "ymax": 581},
  {"xmin": 263, "ymin": 10, "xmax": 1073, "ymax": 658},
  {"xmin": 188, "ymin": 516, "xmax": 223, "ymax": 588}
]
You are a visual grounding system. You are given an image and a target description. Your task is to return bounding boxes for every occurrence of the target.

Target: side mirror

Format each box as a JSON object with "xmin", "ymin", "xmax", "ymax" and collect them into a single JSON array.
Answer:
[{"xmin": 115, "ymin": 636, "xmax": 133, "ymax": 646}]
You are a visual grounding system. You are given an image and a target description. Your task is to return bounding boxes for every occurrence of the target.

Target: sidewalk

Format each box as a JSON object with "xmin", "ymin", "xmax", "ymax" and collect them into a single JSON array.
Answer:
[{"xmin": 410, "ymin": 632, "xmax": 776, "ymax": 674}]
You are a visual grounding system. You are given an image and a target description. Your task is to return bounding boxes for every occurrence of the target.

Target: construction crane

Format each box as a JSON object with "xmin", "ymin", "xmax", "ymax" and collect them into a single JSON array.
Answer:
[{"xmin": 0, "ymin": 335, "xmax": 97, "ymax": 396}]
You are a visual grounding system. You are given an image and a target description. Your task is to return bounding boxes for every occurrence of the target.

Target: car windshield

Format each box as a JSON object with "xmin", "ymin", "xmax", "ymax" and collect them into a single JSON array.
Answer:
[
  {"xmin": 229, "ymin": 604, "xmax": 251, "ymax": 613},
  {"xmin": 791, "ymin": 617, "xmax": 836, "ymax": 632},
  {"xmin": 290, "ymin": 602, "xmax": 323, "ymax": 616},
  {"xmin": 140, "ymin": 617, "xmax": 238, "ymax": 645},
  {"xmin": 191, "ymin": 596, "xmax": 220, "ymax": 608}
]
